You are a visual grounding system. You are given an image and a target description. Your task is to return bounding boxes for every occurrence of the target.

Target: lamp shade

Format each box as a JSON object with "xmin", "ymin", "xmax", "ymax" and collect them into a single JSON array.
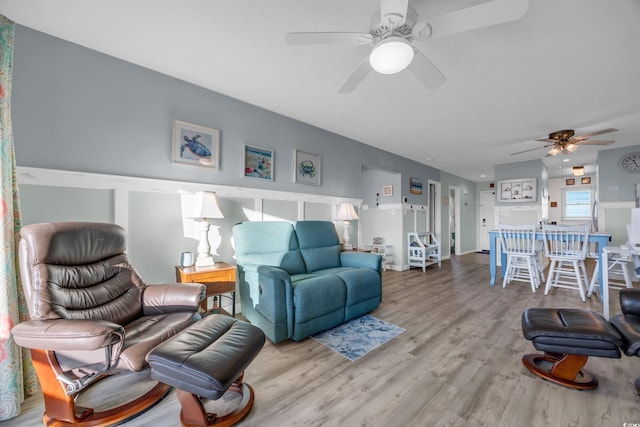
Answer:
[
  {"xmin": 369, "ymin": 37, "xmax": 414, "ymax": 75},
  {"xmin": 187, "ymin": 191, "xmax": 224, "ymax": 219},
  {"xmin": 334, "ymin": 203, "xmax": 358, "ymax": 221},
  {"xmin": 572, "ymin": 166, "xmax": 585, "ymax": 176}
]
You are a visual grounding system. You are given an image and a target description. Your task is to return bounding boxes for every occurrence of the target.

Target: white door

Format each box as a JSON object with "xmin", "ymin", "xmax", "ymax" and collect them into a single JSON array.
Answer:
[{"xmin": 479, "ymin": 191, "xmax": 496, "ymax": 251}]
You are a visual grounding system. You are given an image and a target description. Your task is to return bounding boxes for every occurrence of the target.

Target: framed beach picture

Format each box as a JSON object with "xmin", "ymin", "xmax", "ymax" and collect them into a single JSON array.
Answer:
[
  {"xmin": 244, "ymin": 145, "xmax": 274, "ymax": 181},
  {"xmin": 171, "ymin": 120, "xmax": 220, "ymax": 170},
  {"xmin": 410, "ymin": 178, "xmax": 422, "ymax": 195},
  {"xmin": 294, "ymin": 150, "xmax": 321, "ymax": 185}
]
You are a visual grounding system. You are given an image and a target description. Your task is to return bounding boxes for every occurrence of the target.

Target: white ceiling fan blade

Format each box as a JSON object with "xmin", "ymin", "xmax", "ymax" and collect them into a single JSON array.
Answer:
[
  {"xmin": 408, "ymin": 50, "xmax": 446, "ymax": 89},
  {"xmin": 285, "ymin": 32, "xmax": 373, "ymax": 45},
  {"xmin": 338, "ymin": 57, "xmax": 372, "ymax": 94},
  {"xmin": 381, "ymin": 0, "xmax": 409, "ymax": 26},
  {"xmin": 422, "ymin": 0, "xmax": 529, "ymax": 39},
  {"xmin": 575, "ymin": 140, "xmax": 615, "ymax": 146},
  {"xmin": 572, "ymin": 127, "xmax": 618, "ymax": 140}
]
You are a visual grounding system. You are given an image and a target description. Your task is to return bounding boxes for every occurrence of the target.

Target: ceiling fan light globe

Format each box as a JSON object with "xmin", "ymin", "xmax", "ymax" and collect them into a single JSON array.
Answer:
[
  {"xmin": 369, "ymin": 37, "xmax": 414, "ymax": 74},
  {"xmin": 547, "ymin": 146, "xmax": 562, "ymax": 156},
  {"xmin": 564, "ymin": 143, "xmax": 578, "ymax": 153}
]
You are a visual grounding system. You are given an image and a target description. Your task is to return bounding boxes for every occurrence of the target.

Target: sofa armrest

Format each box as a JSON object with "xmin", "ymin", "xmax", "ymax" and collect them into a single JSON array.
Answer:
[
  {"xmin": 239, "ymin": 263, "xmax": 294, "ymax": 335},
  {"xmin": 142, "ymin": 283, "xmax": 206, "ymax": 315},
  {"xmin": 11, "ymin": 319, "xmax": 124, "ymax": 351},
  {"xmin": 340, "ymin": 251, "xmax": 382, "ymax": 273}
]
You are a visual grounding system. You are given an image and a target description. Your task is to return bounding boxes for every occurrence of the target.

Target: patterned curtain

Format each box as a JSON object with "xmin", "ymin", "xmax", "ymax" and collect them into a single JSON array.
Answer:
[{"xmin": 0, "ymin": 15, "xmax": 37, "ymax": 420}]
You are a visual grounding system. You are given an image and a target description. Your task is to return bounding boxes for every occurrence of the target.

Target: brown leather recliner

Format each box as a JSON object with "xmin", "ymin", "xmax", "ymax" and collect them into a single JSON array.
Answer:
[{"xmin": 11, "ymin": 222, "xmax": 206, "ymax": 426}]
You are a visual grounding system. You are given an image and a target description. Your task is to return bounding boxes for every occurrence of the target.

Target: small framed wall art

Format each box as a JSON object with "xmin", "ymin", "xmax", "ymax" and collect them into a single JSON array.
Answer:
[
  {"xmin": 410, "ymin": 178, "xmax": 423, "ymax": 195},
  {"xmin": 566, "ymin": 178, "xmax": 575, "ymax": 186},
  {"xmin": 294, "ymin": 150, "xmax": 321, "ymax": 185},
  {"xmin": 244, "ymin": 145, "xmax": 274, "ymax": 181},
  {"xmin": 171, "ymin": 120, "xmax": 220, "ymax": 169},
  {"xmin": 581, "ymin": 177, "xmax": 591, "ymax": 185},
  {"xmin": 498, "ymin": 178, "xmax": 537, "ymax": 202}
]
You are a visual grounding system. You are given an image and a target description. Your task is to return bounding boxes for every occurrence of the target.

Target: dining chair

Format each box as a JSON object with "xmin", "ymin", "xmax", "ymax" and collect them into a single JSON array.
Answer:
[
  {"xmin": 588, "ymin": 250, "xmax": 634, "ymax": 296},
  {"xmin": 498, "ymin": 223, "xmax": 540, "ymax": 293},
  {"xmin": 542, "ymin": 223, "xmax": 590, "ymax": 301}
]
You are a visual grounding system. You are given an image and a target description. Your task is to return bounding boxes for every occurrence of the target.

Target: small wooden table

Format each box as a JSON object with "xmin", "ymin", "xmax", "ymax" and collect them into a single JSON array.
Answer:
[{"xmin": 175, "ymin": 262, "xmax": 237, "ymax": 317}]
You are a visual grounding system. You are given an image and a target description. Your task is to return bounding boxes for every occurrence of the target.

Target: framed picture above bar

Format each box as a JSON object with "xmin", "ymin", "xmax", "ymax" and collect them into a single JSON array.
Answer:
[{"xmin": 498, "ymin": 178, "xmax": 537, "ymax": 202}]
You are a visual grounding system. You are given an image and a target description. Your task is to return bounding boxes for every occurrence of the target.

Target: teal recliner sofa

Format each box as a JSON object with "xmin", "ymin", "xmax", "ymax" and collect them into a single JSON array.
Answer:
[{"xmin": 233, "ymin": 220, "xmax": 382, "ymax": 343}]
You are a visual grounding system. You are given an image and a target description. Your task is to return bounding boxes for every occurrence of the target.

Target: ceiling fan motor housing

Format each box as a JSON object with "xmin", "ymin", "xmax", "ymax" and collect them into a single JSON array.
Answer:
[
  {"xmin": 549, "ymin": 129, "xmax": 575, "ymax": 141},
  {"xmin": 370, "ymin": 6, "xmax": 418, "ymax": 42}
]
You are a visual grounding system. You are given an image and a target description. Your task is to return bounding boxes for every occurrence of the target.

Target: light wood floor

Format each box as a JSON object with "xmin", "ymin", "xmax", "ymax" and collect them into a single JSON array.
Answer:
[{"xmin": 6, "ymin": 254, "xmax": 639, "ymax": 426}]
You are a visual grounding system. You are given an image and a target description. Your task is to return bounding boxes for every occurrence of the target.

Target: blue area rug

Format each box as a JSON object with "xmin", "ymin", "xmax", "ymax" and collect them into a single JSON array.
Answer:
[{"xmin": 312, "ymin": 315, "xmax": 405, "ymax": 361}]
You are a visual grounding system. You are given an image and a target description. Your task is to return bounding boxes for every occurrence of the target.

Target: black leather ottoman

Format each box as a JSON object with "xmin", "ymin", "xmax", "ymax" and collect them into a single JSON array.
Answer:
[
  {"xmin": 147, "ymin": 314, "xmax": 265, "ymax": 427},
  {"xmin": 521, "ymin": 308, "xmax": 624, "ymax": 389}
]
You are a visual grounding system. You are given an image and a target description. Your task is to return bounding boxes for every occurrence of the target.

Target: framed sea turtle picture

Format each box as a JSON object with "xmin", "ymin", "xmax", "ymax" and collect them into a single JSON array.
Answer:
[
  {"xmin": 171, "ymin": 120, "xmax": 220, "ymax": 170},
  {"xmin": 294, "ymin": 150, "xmax": 321, "ymax": 185}
]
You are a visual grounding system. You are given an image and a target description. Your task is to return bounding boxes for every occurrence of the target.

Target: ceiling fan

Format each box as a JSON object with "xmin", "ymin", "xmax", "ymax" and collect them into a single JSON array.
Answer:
[
  {"xmin": 511, "ymin": 128, "xmax": 618, "ymax": 157},
  {"xmin": 285, "ymin": 0, "xmax": 529, "ymax": 93}
]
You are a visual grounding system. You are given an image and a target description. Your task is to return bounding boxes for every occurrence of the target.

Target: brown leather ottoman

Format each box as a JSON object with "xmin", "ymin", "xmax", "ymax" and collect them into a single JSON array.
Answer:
[
  {"xmin": 521, "ymin": 308, "xmax": 624, "ymax": 390},
  {"xmin": 147, "ymin": 314, "xmax": 265, "ymax": 426}
]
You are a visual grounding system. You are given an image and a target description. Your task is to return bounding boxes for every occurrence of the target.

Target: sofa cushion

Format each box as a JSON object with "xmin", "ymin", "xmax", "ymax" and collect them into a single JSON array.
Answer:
[
  {"xmin": 291, "ymin": 274, "xmax": 346, "ymax": 341},
  {"xmin": 233, "ymin": 221, "xmax": 306, "ymax": 275},
  {"xmin": 334, "ymin": 268, "xmax": 382, "ymax": 321},
  {"xmin": 291, "ymin": 274, "xmax": 346, "ymax": 322},
  {"xmin": 294, "ymin": 221, "xmax": 341, "ymax": 272}
]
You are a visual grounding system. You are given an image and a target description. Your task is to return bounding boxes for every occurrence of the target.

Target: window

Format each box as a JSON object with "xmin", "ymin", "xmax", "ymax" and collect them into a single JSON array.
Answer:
[{"xmin": 563, "ymin": 189, "xmax": 592, "ymax": 218}]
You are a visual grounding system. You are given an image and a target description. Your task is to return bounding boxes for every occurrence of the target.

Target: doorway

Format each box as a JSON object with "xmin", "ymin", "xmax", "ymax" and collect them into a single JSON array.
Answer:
[
  {"xmin": 449, "ymin": 186, "xmax": 461, "ymax": 255},
  {"xmin": 479, "ymin": 190, "xmax": 496, "ymax": 252},
  {"xmin": 428, "ymin": 180, "xmax": 441, "ymax": 241}
]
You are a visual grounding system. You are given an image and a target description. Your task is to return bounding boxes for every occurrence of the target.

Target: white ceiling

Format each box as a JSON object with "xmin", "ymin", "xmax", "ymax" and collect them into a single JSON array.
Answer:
[{"xmin": 1, "ymin": 0, "xmax": 639, "ymax": 182}]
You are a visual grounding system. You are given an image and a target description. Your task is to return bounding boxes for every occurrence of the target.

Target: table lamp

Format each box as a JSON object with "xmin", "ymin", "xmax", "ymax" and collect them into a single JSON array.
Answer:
[
  {"xmin": 186, "ymin": 191, "xmax": 225, "ymax": 267},
  {"xmin": 334, "ymin": 202, "xmax": 358, "ymax": 250}
]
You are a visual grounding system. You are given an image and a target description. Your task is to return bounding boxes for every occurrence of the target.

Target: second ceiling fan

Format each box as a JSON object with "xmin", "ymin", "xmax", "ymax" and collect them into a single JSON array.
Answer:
[
  {"xmin": 286, "ymin": 0, "xmax": 529, "ymax": 93},
  {"xmin": 511, "ymin": 128, "xmax": 618, "ymax": 157}
]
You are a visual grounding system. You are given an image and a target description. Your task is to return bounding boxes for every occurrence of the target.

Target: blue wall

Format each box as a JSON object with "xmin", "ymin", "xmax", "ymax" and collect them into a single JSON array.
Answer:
[{"xmin": 12, "ymin": 25, "xmax": 438, "ymax": 200}]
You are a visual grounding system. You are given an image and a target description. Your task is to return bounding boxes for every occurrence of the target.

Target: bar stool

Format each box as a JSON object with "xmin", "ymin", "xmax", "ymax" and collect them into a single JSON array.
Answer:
[
  {"xmin": 498, "ymin": 223, "xmax": 540, "ymax": 293},
  {"xmin": 588, "ymin": 246, "xmax": 635, "ymax": 319},
  {"xmin": 542, "ymin": 223, "xmax": 590, "ymax": 302}
]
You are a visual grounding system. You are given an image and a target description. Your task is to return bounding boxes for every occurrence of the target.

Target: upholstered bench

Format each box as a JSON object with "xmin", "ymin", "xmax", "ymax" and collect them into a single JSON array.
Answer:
[
  {"xmin": 147, "ymin": 314, "xmax": 265, "ymax": 426},
  {"xmin": 521, "ymin": 308, "xmax": 624, "ymax": 390}
]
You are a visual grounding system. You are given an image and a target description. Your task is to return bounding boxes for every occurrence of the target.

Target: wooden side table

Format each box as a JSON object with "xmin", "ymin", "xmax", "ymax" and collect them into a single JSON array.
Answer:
[{"xmin": 175, "ymin": 262, "xmax": 237, "ymax": 317}]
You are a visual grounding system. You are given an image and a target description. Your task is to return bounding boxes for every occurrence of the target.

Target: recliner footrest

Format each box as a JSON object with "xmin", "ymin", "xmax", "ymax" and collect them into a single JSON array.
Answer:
[
  {"xmin": 148, "ymin": 314, "xmax": 265, "ymax": 399},
  {"xmin": 147, "ymin": 314, "xmax": 265, "ymax": 426},
  {"xmin": 522, "ymin": 308, "xmax": 623, "ymax": 357},
  {"xmin": 521, "ymin": 308, "xmax": 624, "ymax": 390}
]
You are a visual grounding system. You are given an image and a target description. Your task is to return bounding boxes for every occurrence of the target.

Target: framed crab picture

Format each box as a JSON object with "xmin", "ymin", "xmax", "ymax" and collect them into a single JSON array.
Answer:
[
  {"xmin": 294, "ymin": 150, "xmax": 321, "ymax": 185},
  {"xmin": 171, "ymin": 120, "xmax": 220, "ymax": 170}
]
